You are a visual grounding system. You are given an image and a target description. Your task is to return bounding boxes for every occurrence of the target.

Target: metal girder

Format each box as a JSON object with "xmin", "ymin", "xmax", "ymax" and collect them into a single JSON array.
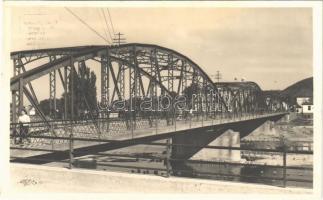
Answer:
[
  {"xmin": 149, "ymin": 49, "xmax": 158, "ymax": 98},
  {"xmin": 109, "ymin": 63, "xmax": 122, "ymax": 102},
  {"xmin": 12, "ymin": 58, "xmax": 22, "ymax": 123},
  {"xmin": 10, "ymin": 44, "xmax": 278, "ymax": 119},
  {"xmin": 119, "ymin": 62, "xmax": 125, "ymax": 99},
  {"xmin": 70, "ymin": 59, "xmax": 74, "ymax": 120},
  {"xmin": 101, "ymin": 54, "xmax": 109, "ymax": 107},
  {"xmin": 167, "ymin": 54, "xmax": 174, "ymax": 93},
  {"xmin": 129, "ymin": 52, "xmax": 135, "ymax": 99},
  {"xmin": 64, "ymin": 65, "xmax": 71, "ymax": 120},
  {"xmin": 130, "ymin": 46, "xmax": 141, "ymax": 98},
  {"xmin": 111, "ymin": 65, "xmax": 121, "ymax": 103},
  {"xmin": 92, "ymin": 56, "xmax": 172, "ymax": 98},
  {"xmin": 11, "ymin": 43, "xmax": 231, "ymax": 107},
  {"xmin": 177, "ymin": 61, "xmax": 184, "ymax": 95},
  {"xmin": 49, "ymin": 56, "xmax": 57, "ymax": 117},
  {"xmin": 11, "ymin": 47, "xmax": 106, "ymax": 90},
  {"xmin": 133, "ymin": 47, "xmax": 141, "ymax": 98}
]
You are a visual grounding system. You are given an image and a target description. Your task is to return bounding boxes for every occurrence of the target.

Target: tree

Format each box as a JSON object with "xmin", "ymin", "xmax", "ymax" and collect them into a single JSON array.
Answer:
[
  {"xmin": 62, "ymin": 63, "xmax": 97, "ymax": 119},
  {"xmin": 39, "ymin": 99, "xmax": 50, "ymax": 116},
  {"xmin": 183, "ymin": 83, "xmax": 200, "ymax": 109},
  {"xmin": 39, "ymin": 98, "xmax": 64, "ymax": 119}
]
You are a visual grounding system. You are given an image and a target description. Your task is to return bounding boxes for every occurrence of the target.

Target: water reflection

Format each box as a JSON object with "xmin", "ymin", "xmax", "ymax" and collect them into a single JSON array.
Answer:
[{"xmin": 170, "ymin": 160, "xmax": 313, "ymax": 188}]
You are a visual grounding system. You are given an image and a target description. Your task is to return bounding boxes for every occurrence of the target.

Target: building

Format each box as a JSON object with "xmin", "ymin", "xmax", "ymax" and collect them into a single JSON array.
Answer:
[
  {"xmin": 302, "ymin": 101, "xmax": 313, "ymax": 114},
  {"xmin": 296, "ymin": 97, "xmax": 311, "ymax": 107},
  {"xmin": 295, "ymin": 104, "xmax": 302, "ymax": 113},
  {"xmin": 295, "ymin": 97, "xmax": 313, "ymax": 114}
]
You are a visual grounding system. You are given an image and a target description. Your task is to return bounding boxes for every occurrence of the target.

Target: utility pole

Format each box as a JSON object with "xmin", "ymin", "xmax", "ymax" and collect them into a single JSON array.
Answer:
[
  {"xmin": 212, "ymin": 70, "xmax": 222, "ymax": 83},
  {"xmin": 113, "ymin": 32, "xmax": 126, "ymax": 46}
]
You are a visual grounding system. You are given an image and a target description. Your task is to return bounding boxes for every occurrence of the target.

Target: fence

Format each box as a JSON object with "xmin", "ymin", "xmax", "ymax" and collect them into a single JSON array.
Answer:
[
  {"xmin": 10, "ymin": 125, "xmax": 312, "ymax": 188},
  {"xmin": 10, "ymin": 111, "xmax": 287, "ymax": 141}
]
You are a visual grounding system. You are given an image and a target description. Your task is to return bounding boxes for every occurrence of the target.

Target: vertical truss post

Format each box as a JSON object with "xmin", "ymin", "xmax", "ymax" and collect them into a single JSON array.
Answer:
[
  {"xmin": 192, "ymin": 68, "xmax": 197, "ymax": 116},
  {"xmin": 18, "ymin": 78, "xmax": 24, "ymax": 114},
  {"xmin": 167, "ymin": 54, "xmax": 174, "ymax": 93},
  {"xmin": 49, "ymin": 55, "xmax": 57, "ymax": 118},
  {"xmin": 12, "ymin": 58, "xmax": 22, "ymax": 122},
  {"xmin": 129, "ymin": 54, "xmax": 134, "ymax": 136},
  {"xmin": 182, "ymin": 61, "xmax": 187, "ymax": 94},
  {"xmin": 182, "ymin": 62, "xmax": 188, "ymax": 92},
  {"xmin": 168, "ymin": 54, "xmax": 174, "ymax": 125},
  {"xmin": 150, "ymin": 49, "xmax": 158, "ymax": 128},
  {"xmin": 101, "ymin": 53, "xmax": 109, "ymax": 116},
  {"xmin": 64, "ymin": 66, "xmax": 71, "ymax": 120},
  {"xmin": 11, "ymin": 91, "xmax": 17, "ymax": 123},
  {"xmin": 177, "ymin": 60, "xmax": 184, "ymax": 95},
  {"xmin": 64, "ymin": 66, "xmax": 68, "ymax": 120},
  {"xmin": 132, "ymin": 46, "xmax": 140, "ymax": 129},
  {"xmin": 116, "ymin": 48, "xmax": 125, "ymax": 100},
  {"xmin": 240, "ymin": 91, "xmax": 243, "ymax": 118},
  {"xmin": 181, "ymin": 61, "xmax": 188, "ymax": 122},
  {"xmin": 77, "ymin": 61, "xmax": 83, "ymax": 117},
  {"xmin": 118, "ymin": 62, "xmax": 125, "ymax": 99},
  {"xmin": 70, "ymin": 58, "xmax": 74, "ymax": 120},
  {"xmin": 133, "ymin": 47, "xmax": 140, "ymax": 98},
  {"xmin": 194, "ymin": 70, "xmax": 202, "ymax": 119},
  {"xmin": 203, "ymin": 79, "xmax": 208, "ymax": 119}
]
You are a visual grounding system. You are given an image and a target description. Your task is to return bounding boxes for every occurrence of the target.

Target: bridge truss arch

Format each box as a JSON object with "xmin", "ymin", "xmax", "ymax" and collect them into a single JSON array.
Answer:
[{"xmin": 10, "ymin": 43, "xmax": 280, "ymax": 125}]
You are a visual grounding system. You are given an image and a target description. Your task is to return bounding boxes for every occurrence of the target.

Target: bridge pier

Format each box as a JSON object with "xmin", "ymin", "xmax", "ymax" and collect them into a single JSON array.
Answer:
[
  {"xmin": 171, "ymin": 128, "xmax": 241, "ymax": 162},
  {"xmin": 170, "ymin": 114, "xmax": 285, "ymax": 162},
  {"xmin": 193, "ymin": 130, "xmax": 241, "ymax": 162}
]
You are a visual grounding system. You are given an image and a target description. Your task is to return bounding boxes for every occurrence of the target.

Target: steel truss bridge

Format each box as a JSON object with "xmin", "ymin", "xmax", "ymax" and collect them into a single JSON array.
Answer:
[
  {"xmin": 10, "ymin": 44, "xmax": 313, "ymax": 189},
  {"xmin": 9, "ymin": 43, "xmax": 289, "ymax": 148}
]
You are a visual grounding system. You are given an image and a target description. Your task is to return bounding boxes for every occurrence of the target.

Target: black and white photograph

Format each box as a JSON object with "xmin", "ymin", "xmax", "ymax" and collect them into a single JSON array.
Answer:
[{"xmin": 1, "ymin": 1, "xmax": 322, "ymax": 199}]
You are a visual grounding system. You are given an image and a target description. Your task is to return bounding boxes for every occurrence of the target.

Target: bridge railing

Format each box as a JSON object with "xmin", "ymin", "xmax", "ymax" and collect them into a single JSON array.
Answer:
[
  {"xmin": 10, "ymin": 110, "xmax": 288, "ymax": 144},
  {"xmin": 10, "ymin": 131, "xmax": 312, "ymax": 188}
]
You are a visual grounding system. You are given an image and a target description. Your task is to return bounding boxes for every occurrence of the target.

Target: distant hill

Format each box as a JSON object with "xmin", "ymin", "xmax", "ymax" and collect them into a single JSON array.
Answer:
[{"xmin": 280, "ymin": 77, "xmax": 313, "ymax": 105}]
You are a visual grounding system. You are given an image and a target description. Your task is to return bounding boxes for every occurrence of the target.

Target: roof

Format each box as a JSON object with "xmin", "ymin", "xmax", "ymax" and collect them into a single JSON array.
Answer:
[
  {"xmin": 302, "ymin": 102, "xmax": 313, "ymax": 106},
  {"xmin": 296, "ymin": 96, "xmax": 312, "ymax": 99}
]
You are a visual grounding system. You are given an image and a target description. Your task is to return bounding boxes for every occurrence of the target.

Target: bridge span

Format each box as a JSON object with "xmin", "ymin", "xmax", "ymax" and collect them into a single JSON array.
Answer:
[{"xmin": 10, "ymin": 44, "xmax": 309, "ymax": 188}]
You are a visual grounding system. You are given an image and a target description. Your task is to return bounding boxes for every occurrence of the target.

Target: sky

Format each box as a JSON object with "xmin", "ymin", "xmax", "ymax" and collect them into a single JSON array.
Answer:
[{"xmin": 8, "ymin": 6, "xmax": 313, "ymax": 101}]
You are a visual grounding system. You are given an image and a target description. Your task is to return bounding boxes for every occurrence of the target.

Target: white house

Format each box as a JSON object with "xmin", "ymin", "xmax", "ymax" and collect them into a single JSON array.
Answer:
[
  {"xmin": 295, "ymin": 97, "xmax": 313, "ymax": 114},
  {"xmin": 295, "ymin": 104, "xmax": 302, "ymax": 113},
  {"xmin": 302, "ymin": 102, "xmax": 313, "ymax": 114}
]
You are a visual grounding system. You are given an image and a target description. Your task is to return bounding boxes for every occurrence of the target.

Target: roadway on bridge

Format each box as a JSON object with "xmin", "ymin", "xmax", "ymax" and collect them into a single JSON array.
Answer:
[{"xmin": 10, "ymin": 112, "xmax": 287, "ymax": 163}]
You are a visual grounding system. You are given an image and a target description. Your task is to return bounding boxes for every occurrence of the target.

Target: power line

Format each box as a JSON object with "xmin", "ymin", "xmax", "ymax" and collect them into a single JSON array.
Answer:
[
  {"xmin": 65, "ymin": 7, "xmax": 110, "ymax": 44},
  {"xmin": 98, "ymin": 9, "xmax": 111, "ymax": 44},
  {"xmin": 101, "ymin": 8, "xmax": 114, "ymax": 43},
  {"xmin": 106, "ymin": 8, "xmax": 116, "ymax": 36}
]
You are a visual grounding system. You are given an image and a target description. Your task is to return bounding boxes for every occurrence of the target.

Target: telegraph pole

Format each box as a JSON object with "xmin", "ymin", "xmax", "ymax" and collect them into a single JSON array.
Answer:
[
  {"xmin": 113, "ymin": 32, "xmax": 126, "ymax": 46},
  {"xmin": 212, "ymin": 71, "xmax": 222, "ymax": 83}
]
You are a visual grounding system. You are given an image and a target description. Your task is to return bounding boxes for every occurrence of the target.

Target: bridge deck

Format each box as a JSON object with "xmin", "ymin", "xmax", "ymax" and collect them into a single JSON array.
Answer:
[{"xmin": 10, "ymin": 112, "xmax": 287, "ymax": 161}]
